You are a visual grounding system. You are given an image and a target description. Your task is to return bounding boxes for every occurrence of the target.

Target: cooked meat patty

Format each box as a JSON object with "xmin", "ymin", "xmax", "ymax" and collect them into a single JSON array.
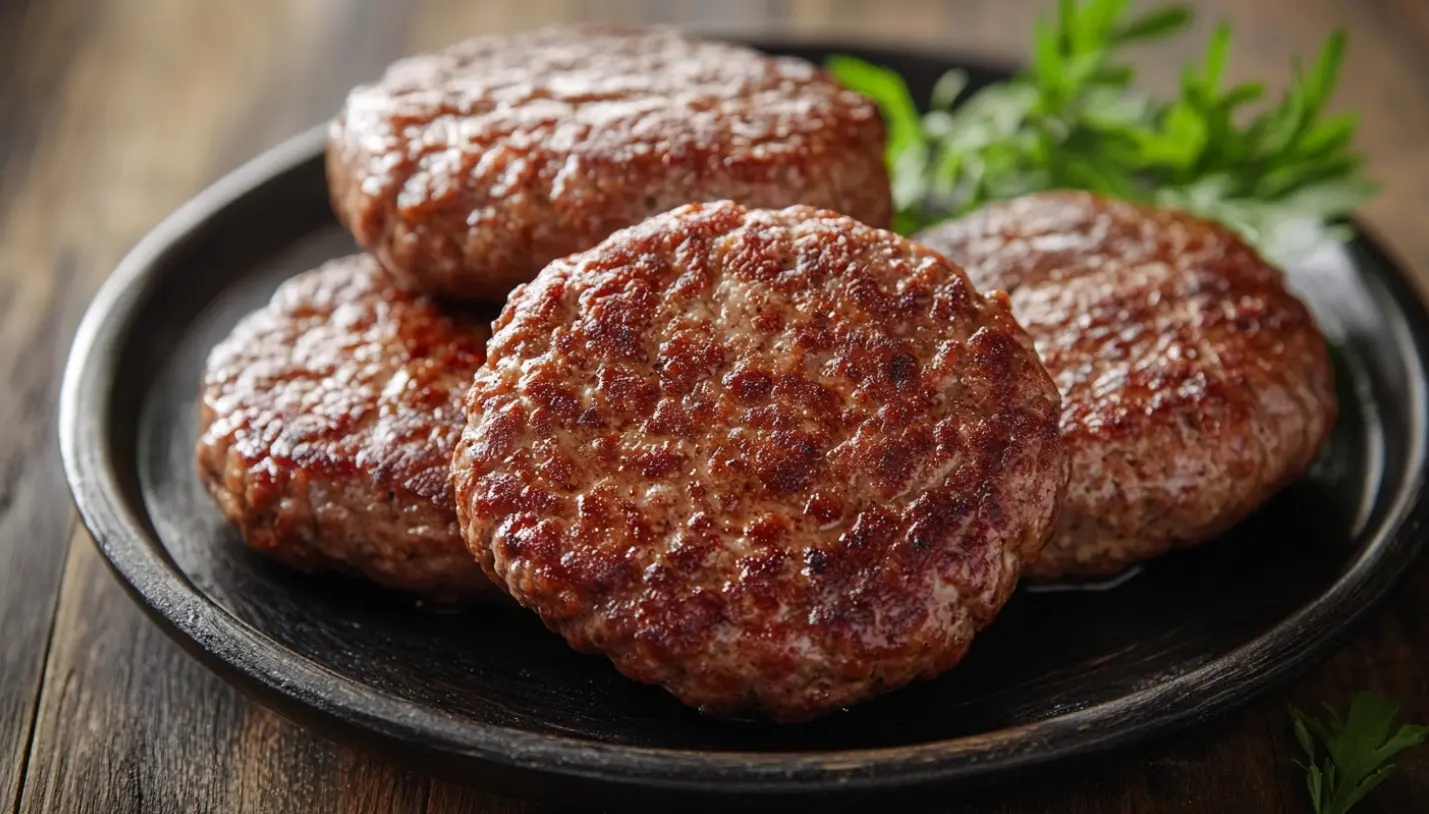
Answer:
[
  {"xmin": 196, "ymin": 255, "xmax": 501, "ymax": 603},
  {"xmin": 326, "ymin": 25, "xmax": 893, "ymax": 302},
  {"xmin": 452, "ymin": 201, "xmax": 1066, "ymax": 721},
  {"xmin": 913, "ymin": 191, "xmax": 1338, "ymax": 580}
]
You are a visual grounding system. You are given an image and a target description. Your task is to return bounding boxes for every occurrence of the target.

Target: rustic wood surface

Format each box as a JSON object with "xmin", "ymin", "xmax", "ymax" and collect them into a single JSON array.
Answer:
[{"xmin": 2, "ymin": 0, "xmax": 1427, "ymax": 811}]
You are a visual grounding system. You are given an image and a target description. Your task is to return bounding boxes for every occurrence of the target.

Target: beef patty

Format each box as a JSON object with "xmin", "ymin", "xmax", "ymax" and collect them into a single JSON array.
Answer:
[
  {"xmin": 452, "ymin": 201, "xmax": 1066, "ymax": 721},
  {"xmin": 196, "ymin": 255, "xmax": 501, "ymax": 603},
  {"xmin": 326, "ymin": 25, "xmax": 892, "ymax": 302},
  {"xmin": 914, "ymin": 191, "xmax": 1338, "ymax": 580}
]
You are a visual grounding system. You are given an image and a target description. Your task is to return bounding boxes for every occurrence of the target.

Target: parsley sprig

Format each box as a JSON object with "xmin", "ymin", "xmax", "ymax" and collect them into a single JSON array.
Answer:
[
  {"xmin": 1292, "ymin": 692, "xmax": 1428, "ymax": 814},
  {"xmin": 826, "ymin": 0, "xmax": 1377, "ymax": 264}
]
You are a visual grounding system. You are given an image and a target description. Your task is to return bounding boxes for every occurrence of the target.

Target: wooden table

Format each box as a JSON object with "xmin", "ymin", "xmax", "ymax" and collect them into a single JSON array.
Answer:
[{"xmin": 3, "ymin": 0, "xmax": 1428, "ymax": 811}]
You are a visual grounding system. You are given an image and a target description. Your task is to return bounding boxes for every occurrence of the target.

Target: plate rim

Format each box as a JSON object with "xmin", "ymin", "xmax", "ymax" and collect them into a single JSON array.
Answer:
[{"xmin": 58, "ymin": 45, "xmax": 1429, "ymax": 797}]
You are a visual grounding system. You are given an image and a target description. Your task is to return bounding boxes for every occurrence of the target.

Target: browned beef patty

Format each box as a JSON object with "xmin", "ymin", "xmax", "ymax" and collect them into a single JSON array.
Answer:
[
  {"xmin": 452, "ymin": 201, "xmax": 1066, "ymax": 721},
  {"xmin": 196, "ymin": 255, "xmax": 501, "ymax": 603},
  {"xmin": 326, "ymin": 25, "xmax": 893, "ymax": 302},
  {"xmin": 914, "ymin": 191, "xmax": 1338, "ymax": 580}
]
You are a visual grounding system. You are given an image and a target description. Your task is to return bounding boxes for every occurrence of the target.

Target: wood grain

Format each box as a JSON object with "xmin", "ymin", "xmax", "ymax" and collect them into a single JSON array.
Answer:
[
  {"xmin": 0, "ymin": 0, "xmax": 106, "ymax": 809},
  {"xmin": 2, "ymin": 0, "xmax": 1427, "ymax": 812}
]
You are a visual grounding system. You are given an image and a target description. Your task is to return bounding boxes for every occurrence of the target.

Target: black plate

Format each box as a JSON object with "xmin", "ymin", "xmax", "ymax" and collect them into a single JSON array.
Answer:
[{"xmin": 58, "ymin": 42, "xmax": 1429, "ymax": 810}]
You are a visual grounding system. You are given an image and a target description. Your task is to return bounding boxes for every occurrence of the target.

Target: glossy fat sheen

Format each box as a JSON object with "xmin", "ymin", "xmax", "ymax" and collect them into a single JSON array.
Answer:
[
  {"xmin": 196, "ymin": 255, "xmax": 501, "ymax": 603},
  {"xmin": 326, "ymin": 25, "xmax": 893, "ymax": 301},
  {"xmin": 914, "ymin": 191, "xmax": 1338, "ymax": 579},
  {"xmin": 452, "ymin": 201, "xmax": 1066, "ymax": 721}
]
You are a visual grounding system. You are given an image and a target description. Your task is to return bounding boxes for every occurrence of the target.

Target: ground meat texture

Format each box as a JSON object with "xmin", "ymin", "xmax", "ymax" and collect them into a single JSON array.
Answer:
[
  {"xmin": 452, "ymin": 201, "xmax": 1067, "ymax": 722},
  {"xmin": 913, "ymin": 191, "xmax": 1338, "ymax": 580},
  {"xmin": 326, "ymin": 25, "xmax": 893, "ymax": 302},
  {"xmin": 196, "ymin": 255, "xmax": 502, "ymax": 604}
]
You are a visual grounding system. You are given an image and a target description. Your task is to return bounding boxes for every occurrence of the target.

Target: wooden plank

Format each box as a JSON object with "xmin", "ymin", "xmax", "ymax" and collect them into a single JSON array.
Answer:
[
  {"xmin": 0, "ymin": 0, "xmax": 91, "ymax": 210},
  {"xmin": 0, "ymin": 0, "xmax": 109, "ymax": 810}
]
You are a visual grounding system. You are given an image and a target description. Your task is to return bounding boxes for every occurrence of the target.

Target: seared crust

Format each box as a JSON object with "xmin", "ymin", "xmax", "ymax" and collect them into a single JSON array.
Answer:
[
  {"xmin": 327, "ymin": 25, "xmax": 893, "ymax": 301},
  {"xmin": 914, "ymin": 191, "xmax": 1338, "ymax": 579},
  {"xmin": 452, "ymin": 201, "xmax": 1066, "ymax": 721},
  {"xmin": 196, "ymin": 255, "xmax": 501, "ymax": 603}
]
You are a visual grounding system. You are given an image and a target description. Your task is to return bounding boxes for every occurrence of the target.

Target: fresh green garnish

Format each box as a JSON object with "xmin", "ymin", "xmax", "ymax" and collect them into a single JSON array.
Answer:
[
  {"xmin": 1292, "ymin": 692, "xmax": 1428, "ymax": 814},
  {"xmin": 826, "ymin": 0, "xmax": 1377, "ymax": 263}
]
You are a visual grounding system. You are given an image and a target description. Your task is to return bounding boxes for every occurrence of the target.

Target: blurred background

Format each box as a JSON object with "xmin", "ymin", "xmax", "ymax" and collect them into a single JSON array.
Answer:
[{"xmin": 3, "ymin": 0, "xmax": 1426, "ymax": 291}]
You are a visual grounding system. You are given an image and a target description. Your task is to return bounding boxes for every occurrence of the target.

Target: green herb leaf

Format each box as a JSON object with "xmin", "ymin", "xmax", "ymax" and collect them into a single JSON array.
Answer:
[
  {"xmin": 1111, "ymin": 5, "xmax": 1191, "ymax": 44},
  {"xmin": 1306, "ymin": 760, "xmax": 1326, "ymax": 812},
  {"xmin": 1291, "ymin": 692, "xmax": 1427, "ymax": 814},
  {"xmin": 1305, "ymin": 29, "xmax": 1347, "ymax": 112},
  {"xmin": 1057, "ymin": 0, "xmax": 1078, "ymax": 52},
  {"xmin": 826, "ymin": 0, "xmax": 1375, "ymax": 261},
  {"xmin": 1071, "ymin": 0, "xmax": 1128, "ymax": 53},
  {"xmin": 930, "ymin": 70, "xmax": 970, "ymax": 111},
  {"xmin": 1201, "ymin": 22, "xmax": 1232, "ymax": 90},
  {"xmin": 823, "ymin": 55, "xmax": 925, "ymax": 161},
  {"xmin": 1221, "ymin": 81, "xmax": 1266, "ymax": 110},
  {"xmin": 1295, "ymin": 716, "xmax": 1317, "ymax": 760},
  {"xmin": 1032, "ymin": 18, "xmax": 1067, "ymax": 96},
  {"xmin": 1297, "ymin": 113, "xmax": 1358, "ymax": 159}
]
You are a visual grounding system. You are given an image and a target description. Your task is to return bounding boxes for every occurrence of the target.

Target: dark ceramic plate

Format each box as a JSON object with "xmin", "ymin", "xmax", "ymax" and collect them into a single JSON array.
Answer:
[{"xmin": 59, "ymin": 41, "xmax": 1429, "ymax": 810}]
